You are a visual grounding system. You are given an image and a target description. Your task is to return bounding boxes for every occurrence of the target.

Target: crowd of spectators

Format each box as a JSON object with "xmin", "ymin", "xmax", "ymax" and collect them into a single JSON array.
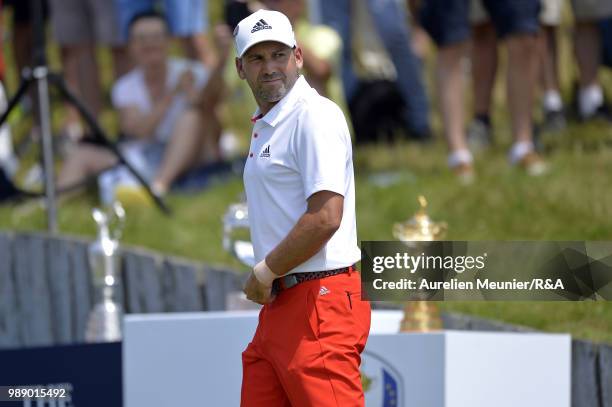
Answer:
[{"xmin": 0, "ymin": 0, "xmax": 611, "ymax": 203}]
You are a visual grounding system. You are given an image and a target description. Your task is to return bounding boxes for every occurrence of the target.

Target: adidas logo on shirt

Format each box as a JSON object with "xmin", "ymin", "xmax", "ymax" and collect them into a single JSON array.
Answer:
[
  {"xmin": 251, "ymin": 19, "xmax": 272, "ymax": 33},
  {"xmin": 260, "ymin": 145, "xmax": 271, "ymax": 158}
]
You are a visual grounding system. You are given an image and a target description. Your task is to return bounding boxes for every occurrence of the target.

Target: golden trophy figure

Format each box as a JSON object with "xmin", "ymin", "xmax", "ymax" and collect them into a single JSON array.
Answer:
[{"xmin": 393, "ymin": 196, "xmax": 446, "ymax": 332}]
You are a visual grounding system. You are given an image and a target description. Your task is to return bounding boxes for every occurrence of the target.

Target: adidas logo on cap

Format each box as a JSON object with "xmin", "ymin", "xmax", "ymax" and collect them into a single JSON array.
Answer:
[
  {"xmin": 235, "ymin": 10, "xmax": 296, "ymax": 57},
  {"xmin": 251, "ymin": 19, "xmax": 272, "ymax": 33}
]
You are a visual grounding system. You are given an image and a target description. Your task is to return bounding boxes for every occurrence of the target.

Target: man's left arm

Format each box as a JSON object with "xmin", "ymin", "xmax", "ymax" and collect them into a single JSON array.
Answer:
[{"xmin": 243, "ymin": 190, "xmax": 344, "ymax": 304}]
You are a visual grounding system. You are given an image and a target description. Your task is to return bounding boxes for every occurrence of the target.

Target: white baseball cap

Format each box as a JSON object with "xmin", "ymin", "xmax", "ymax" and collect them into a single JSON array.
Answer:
[{"xmin": 234, "ymin": 9, "xmax": 296, "ymax": 58}]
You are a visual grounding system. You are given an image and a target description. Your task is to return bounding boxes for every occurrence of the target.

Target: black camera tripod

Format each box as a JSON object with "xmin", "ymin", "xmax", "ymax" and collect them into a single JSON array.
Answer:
[{"xmin": 0, "ymin": 0, "xmax": 170, "ymax": 233}]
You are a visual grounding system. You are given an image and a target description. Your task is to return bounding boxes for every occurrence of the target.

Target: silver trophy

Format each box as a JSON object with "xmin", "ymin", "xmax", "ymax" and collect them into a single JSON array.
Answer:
[
  {"xmin": 222, "ymin": 200, "xmax": 261, "ymax": 310},
  {"xmin": 222, "ymin": 201, "xmax": 255, "ymax": 267},
  {"xmin": 85, "ymin": 202, "xmax": 126, "ymax": 342}
]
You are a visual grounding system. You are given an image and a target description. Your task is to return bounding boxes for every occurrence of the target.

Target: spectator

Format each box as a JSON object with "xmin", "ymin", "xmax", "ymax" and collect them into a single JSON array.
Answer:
[
  {"xmin": 57, "ymin": 11, "xmax": 220, "ymax": 198},
  {"xmin": 538, "ymin": 0, "xmax": 566, "ymax": 131},
  {"xmin": 571, "ymin": 0, "xmax": 612, "ymax": 120},
  {"xmin": 3, "ymin": 0, "xmax": 50, "ymax": 89},
  {"xmin": 348, "ymin": 0, "xmax": 413, "ymax": 144},
  {"xmin": 49, "ymin": 0, "xmax": 128, "ymax": 141},
  {"xmin": 418, "ymin": 0, "xmax": 546, "ymax": 182},
  {"xmin": 406, "ymin": 1, "xmax": 432, "ymax": 64},
  {"xmin": 306, "ymin": 0, "xmax": 322, "ymax": 24},
  {"xmin": 115, "ymin": 0, "xmax": 217, "ymax": 69},
  {"xmin": 2, "ymin": 0, "xmax": 50, "ymax": 144},
  {"xmin": 321, "ymin": 0, "xmax": 431, "ymax": 140},
  {"xmin": 602, "ymin": 17, "xmax": 612, "ymax": 69},
  {"xmin": 224, "ymin": 0, "xmax": 262, "ymax": 30},
  {"xmin": 467, "ymin": 0, "xmax": 566, "ymax": 149},
  {"xmin": 1, "ymin": 0, "xmax": 53, "ymax": 188}
]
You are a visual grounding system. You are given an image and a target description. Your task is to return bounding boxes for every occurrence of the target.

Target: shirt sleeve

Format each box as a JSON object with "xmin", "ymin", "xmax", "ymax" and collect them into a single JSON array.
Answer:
[
  {"xmin": 192, "ymin": 63, "xmax": 210, "ymax": 90},
  {"xmin": 292, "ymin": 102, "xmax": 351, "ymax": 200},
  {"xmin": 111, "ymin": 77, "xmax": 136, "ymax": 109}
]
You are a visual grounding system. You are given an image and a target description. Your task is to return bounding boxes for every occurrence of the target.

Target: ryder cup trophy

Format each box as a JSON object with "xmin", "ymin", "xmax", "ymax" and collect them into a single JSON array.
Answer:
[
  {"xmin": 85, "ymin": 202, "xmax": 126, "ymax": 342},
  {"xmin": 393, "ymin": 196, "xmax": 446, "ymax": 332}
]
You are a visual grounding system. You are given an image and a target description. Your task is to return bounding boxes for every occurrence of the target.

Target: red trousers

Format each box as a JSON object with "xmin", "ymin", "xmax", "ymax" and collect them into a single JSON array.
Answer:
[{"xmin": 241, "ymin": 269, "xmax": 371, "ymax": 406}]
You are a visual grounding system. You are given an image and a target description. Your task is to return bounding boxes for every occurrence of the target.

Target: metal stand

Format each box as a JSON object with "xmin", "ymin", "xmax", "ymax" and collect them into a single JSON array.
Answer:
[{"xmin": 0, "ymin": 0, "xmax": 170, "ymax": 233}]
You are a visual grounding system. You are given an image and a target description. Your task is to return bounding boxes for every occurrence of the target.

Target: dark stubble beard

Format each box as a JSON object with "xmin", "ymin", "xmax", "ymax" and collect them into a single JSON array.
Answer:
[{"xmin": 255, "ymin": 71, "xmax": 298, "ymax": 103}]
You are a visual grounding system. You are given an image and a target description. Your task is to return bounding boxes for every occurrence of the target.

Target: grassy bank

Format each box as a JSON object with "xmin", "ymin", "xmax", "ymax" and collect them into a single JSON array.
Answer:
[{"xmin": 2, "ymin": 123, "xmax": 611, "ymax": 343}]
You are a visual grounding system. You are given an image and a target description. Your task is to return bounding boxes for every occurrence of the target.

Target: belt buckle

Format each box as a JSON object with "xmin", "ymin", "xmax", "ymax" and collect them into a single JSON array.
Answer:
[{"xmin": 281, "ymin": 274, "xmax": 299, "ymax": 290}]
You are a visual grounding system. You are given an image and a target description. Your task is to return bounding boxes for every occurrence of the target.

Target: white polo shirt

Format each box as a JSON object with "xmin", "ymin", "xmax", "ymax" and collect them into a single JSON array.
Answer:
[{"xmin": 243, "ymin": 75, "xmax": 361, "ymax": 274}]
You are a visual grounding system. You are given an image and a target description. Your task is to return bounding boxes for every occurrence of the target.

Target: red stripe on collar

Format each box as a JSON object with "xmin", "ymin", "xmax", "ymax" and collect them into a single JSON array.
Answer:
[{"xmin": 250, "ymin": 113, "xmax": 264, "ymax": 123}]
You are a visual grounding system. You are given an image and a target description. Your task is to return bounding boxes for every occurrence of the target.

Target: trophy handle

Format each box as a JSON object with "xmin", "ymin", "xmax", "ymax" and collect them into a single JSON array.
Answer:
[
  {"xmin": 92, "ymin": 207, "xmax": 107, "ymax": 228},
  {"xmin": 431, "ymin": 222, "xmax": 448, "ymax": 240},
  {"xmin": 109, "ymin": 202, "xmax": 126, "ymax": 242}
]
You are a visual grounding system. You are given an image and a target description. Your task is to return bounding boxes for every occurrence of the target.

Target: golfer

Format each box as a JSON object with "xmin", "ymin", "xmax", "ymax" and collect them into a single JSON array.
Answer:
[{"xmin": 235, "ymin": 9, "xmax": 371, "ymax": 407}]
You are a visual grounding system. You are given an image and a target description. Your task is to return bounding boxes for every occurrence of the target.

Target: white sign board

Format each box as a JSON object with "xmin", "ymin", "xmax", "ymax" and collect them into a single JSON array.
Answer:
[{"xmin": 124, "ymin": 311, "xmax": 570, "ymax": 406}]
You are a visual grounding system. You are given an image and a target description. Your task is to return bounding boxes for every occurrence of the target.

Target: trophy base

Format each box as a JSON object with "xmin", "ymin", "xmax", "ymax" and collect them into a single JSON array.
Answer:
[
  {"xmin": 85, "ymin": 301, "xmax": 123, "ymax": 342},
  {"xmin": 400, "ymin": 301, "xmax": 443, "ymax": 332}
]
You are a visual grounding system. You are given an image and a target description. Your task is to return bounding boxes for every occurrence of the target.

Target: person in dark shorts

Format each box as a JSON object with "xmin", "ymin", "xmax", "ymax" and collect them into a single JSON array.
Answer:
[
  {"xmin": 570, "ymin": 0, "xmax": 612, "ymax": 120},
  {"xmin": 418, "ymin": 0, "xmax": 546, "ymax": 181}
]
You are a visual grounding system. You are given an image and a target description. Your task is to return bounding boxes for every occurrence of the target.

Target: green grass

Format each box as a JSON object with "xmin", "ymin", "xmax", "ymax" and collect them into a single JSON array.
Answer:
[
  {"xmin": 2, "ymin": 123, "xmax": 612, "ymax": 343},
  {"xmin": 1, "ymin": 6, "xmax": 611, "ymax": 344}
]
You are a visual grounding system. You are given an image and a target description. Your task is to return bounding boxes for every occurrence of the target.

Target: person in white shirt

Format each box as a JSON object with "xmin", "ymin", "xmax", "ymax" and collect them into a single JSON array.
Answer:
[
  {"xmin": 58, "ymin": 11, "xmax": 220, "ymax": 197},
  {"xmin": 235, "ymin": 9, "xmax": 371, "ymax": 406}
]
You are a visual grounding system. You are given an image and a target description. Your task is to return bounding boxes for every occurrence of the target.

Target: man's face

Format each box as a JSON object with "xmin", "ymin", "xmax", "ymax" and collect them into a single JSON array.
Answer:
[
  {"xmin": 129, "ymin": 18, "xmax": 169, "ymax": 68},
  {"xmin": 236, "ymin": 41, "xmax": 303, "ymax": 107}
]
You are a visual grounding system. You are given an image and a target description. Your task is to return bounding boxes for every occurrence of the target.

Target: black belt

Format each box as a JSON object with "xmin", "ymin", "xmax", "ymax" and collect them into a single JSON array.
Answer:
[{"xmin": 272, "ymin": 265, "xmax": 355, "ymax": 293}]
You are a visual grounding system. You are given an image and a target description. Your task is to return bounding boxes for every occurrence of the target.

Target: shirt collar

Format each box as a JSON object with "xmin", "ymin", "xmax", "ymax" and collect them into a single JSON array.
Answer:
[{"xmin": 250, "ymin": 75, "xmax": 311, "ymax": 128}]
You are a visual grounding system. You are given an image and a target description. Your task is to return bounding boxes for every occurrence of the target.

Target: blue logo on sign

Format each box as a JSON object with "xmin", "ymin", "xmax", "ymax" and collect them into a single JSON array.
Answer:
[{"xmin": 361, "ymin": 351, "xmax": 402, "ymax": 407}]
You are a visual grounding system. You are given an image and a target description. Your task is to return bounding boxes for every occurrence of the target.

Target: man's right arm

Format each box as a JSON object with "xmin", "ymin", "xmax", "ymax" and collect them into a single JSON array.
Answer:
[
  {"xmin": 117, "ymin": 94, "xmax": 175, "ymax": 140},
  {"xmin": 113, "ymin": 71, "xmax": 193, "ymax": 140}
]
